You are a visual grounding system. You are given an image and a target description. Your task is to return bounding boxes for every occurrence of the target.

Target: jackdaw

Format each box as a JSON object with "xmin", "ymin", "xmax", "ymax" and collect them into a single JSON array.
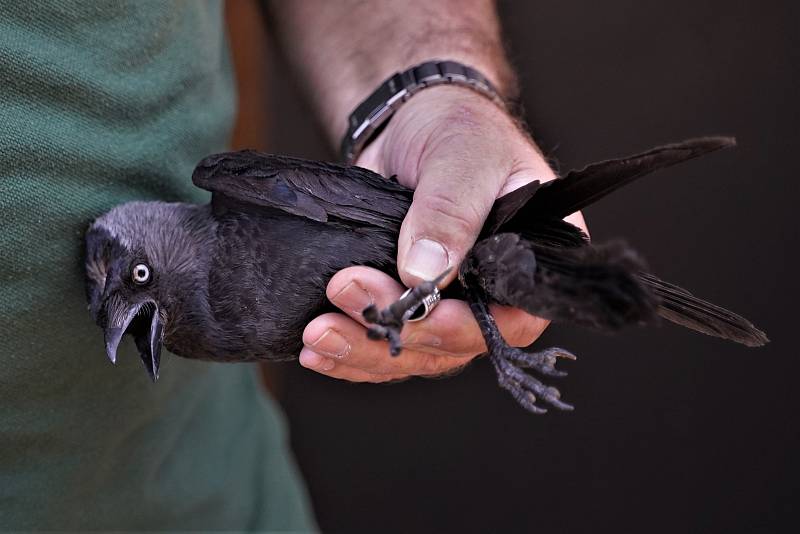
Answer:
[{"xmin": 85, "ymin": 137, "xmax": 767, "ymax": 414}]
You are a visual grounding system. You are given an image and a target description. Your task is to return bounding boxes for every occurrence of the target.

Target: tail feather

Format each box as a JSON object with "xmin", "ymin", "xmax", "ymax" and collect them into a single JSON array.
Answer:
[
  {"xmin": 472, "ymin": 137, "xmax": 768, "ymax": 347},
  {"xmin": 467, "ymin": 234, "xmax": 657, "ymax": 331},
  {"xmin": 466, "ymin": 234, "xmax": 768, "ymax": 346},
  {"xmin": 638, "ymin": 273, "xmax": 769, "ymax": 347}
]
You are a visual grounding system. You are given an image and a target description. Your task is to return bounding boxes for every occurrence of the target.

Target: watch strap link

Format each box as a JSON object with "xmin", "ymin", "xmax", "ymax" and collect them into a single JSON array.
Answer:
[{"xmin": 340, "ymin": 60, "xmax": 505, "ymax": 164}]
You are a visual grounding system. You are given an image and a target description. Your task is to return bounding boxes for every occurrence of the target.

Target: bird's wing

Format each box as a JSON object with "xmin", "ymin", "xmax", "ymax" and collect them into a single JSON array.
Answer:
[
  {"xmin": 638, "ymin": 272, "xmax": 769, "ymax": 347},
  {"xmin": 192, "ymin": 150, "xmax": 413, "ymax": 228},
  {"xmin": 521, "ymin": 136, "xmax": 736, "ymax": 219},
  {"xmin": 483, "ymin": 181, "xmax": 593, "ymax": 248},
  {"xmin": 482, "ymin": 181, "xmax": 542, "ymax": 236},
  {"xmin": 484, "ymin": 138, "xmax": 731, "ymax": 244}
]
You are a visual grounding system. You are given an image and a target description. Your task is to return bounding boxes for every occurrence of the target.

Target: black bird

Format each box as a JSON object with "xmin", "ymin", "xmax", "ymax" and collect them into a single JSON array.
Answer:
[{"xmin": 85, "ymin": 137, "xmax": 767, "ymax": 414}]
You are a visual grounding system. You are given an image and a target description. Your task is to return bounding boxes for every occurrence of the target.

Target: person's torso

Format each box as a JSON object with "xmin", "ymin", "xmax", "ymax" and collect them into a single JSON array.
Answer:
[{"xmin": 0, "ymin": 1, "xmax": 314, "ymax": 529}]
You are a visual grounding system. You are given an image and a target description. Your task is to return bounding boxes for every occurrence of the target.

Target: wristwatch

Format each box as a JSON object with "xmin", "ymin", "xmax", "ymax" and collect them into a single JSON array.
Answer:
[{"xmin": 340, "ymin": 60, "xmax": 505, "ymax": 164}]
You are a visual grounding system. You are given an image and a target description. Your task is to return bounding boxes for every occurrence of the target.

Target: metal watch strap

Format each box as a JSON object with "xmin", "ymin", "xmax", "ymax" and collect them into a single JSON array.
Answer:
[{"xmin": 340, "ymin": 60, "xmax": 505, "ymax": 164}]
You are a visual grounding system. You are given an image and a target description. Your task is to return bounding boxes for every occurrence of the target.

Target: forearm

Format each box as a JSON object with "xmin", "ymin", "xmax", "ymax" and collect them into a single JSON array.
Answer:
[{"xmin": 266, "ymin": 0, "xmax": 517, "ymax": 145}]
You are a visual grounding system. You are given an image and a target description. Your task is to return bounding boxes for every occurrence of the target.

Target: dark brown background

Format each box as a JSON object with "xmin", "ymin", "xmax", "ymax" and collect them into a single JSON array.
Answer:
[{"xmin": 227, "ymin": 1, "xmax": 798, "ymax": 532}]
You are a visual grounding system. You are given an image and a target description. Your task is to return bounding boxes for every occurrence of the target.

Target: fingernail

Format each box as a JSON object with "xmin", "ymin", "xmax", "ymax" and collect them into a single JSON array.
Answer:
[
  {"xmin": 310, "ymin": 329, "xmax": 351, "ymax": 359},
  {"xmin": 405, "ymin": 238, "xmax": 449, "ymax": 280},
  {"xmin": 330, "ymin": 281, "xmax": 373, "ymax": 315},
  {"xmin": 299, "ymin": 349, "xmax": 336, "ymax": 371}
]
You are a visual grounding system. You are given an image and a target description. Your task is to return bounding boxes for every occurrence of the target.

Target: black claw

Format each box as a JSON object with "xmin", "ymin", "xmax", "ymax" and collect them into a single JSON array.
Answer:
[
  {"xmin": 516, "ymin": 393, "xmax": 548, "ymax": 415},
  {"xmin": 490, "ymin": 352, "xmax": 571, "ymax": 414},
  {"xmin": 554, "ymin": 349, "xmax": 577, "ymax": 361},
  {"xmin": 364, "ymin": 268, "xmax": 451, "ymax": 356},
  {"xmin": 362, "ymin": 304, "xmax": 381, "ymax": 325},
  {"xmin": 492, "ymin": 359, "xmax": 547, "ymax": 414},
  {"xmin": 548, "ymin": 397, "xmax": 575, "ymax": 412},
  {"xmin": 504, "ymin": 346, "xmax": 573, "ymax": 378}
]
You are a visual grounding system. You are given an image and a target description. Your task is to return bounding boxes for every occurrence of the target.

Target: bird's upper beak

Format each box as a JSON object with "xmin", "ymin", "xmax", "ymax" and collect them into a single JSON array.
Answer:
[{"xmin": 103, "ymin": 297, "xmax": 164, "ymax": 381}]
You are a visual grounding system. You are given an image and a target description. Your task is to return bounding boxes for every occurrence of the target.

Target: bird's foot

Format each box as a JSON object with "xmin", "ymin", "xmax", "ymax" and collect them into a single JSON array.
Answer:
[
  {"xmin": 460, "ymin": 273, "xmax": 575, "ymax": 414},
  {"xmin": 363, "ymin": 268, "xmax": 451, "ymax": 356},
  {"xmin": 490, "ymin": 346, "xmax": 575, "ymax": 414}
]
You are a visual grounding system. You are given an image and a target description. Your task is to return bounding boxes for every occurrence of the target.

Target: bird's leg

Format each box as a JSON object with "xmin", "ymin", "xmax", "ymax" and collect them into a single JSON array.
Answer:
[
  {"xmin": 462, "ymin": 275, "xmax": 575, "ymax": 414},
  {"xmin": 363, "ymin": 268, "xmax": 451, "ymax": 356}
]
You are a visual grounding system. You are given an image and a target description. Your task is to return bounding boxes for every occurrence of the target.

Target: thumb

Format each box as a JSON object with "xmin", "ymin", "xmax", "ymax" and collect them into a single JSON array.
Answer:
[{"xmin": 397, "ymin": 139, "xmax": 510, "ymax": 288}]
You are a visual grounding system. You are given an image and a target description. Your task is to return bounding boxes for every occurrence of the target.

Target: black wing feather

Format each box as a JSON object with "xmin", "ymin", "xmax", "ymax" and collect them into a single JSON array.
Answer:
[
  {"xmin": 192, "ymin": 150, "xmax": 413, "ymax": 229},
  {"xmin": 521, "ymin": 136, "xmax": 736, "ymax": 219},
  {"xmin": 482, "ymin": 180, "xmax": 541, "ymax": 237}
]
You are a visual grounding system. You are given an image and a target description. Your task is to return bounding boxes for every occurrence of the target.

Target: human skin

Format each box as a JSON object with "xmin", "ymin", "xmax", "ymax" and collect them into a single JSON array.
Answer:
[{"xmin": 267, "ymin": 0, "xmax": 586, "ymax": 381}]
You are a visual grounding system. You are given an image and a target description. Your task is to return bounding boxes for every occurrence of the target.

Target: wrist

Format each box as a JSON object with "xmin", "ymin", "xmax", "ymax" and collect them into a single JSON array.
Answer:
[{"xmin": 269, "ymin": 1, "xmax": 518, "ymax": 149}]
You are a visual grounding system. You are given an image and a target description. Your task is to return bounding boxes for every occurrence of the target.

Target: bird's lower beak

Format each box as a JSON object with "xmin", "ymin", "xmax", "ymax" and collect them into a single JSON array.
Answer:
[
  {"xmin": 134, "ymin": 310, "xmax": 164, "ymax": 382},
  {"xmin": 104, "ymin": 299, "xmax": 164, "ymax": 381}
]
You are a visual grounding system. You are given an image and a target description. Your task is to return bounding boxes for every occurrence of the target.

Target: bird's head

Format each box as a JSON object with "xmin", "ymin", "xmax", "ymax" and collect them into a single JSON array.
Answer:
[{"xmin": 85, "ymin": 201, "xmax": 210, "ymax": 380}]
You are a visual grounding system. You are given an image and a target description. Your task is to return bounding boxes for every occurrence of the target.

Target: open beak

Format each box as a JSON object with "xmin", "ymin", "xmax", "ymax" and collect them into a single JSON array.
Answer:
[{"xmin": 103, "ymin": 298, "xmax": 164, "ymax": 381}]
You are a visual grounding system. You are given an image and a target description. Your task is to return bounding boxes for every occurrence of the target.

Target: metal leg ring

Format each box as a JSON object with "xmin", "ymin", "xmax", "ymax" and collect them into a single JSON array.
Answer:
[{"xmin": 403, "ymin": 286, "xmax": 442, "ymax": 322}]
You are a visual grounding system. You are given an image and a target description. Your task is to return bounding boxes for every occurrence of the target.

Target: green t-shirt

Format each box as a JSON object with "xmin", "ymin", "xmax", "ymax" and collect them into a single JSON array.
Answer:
[{"xmin": 0, "ymin": 1, "xmax": 315, "ymax": 530}]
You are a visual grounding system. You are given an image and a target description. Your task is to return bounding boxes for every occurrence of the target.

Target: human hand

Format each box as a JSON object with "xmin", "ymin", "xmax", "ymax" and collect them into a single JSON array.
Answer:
[{"xmin": 300, "ymin": 86, "xmax": 587, "ymax": 381}]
